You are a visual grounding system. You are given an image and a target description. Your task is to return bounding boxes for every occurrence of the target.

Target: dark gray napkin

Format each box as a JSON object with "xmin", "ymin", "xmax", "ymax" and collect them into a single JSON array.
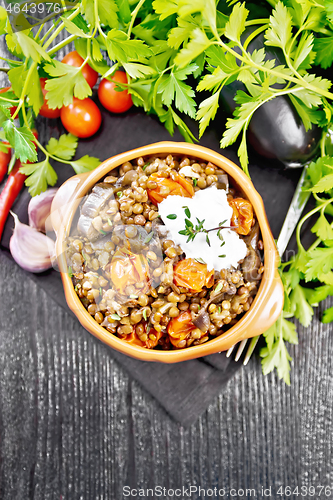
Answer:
[{"xmin": 0, "ymin": 105, "xmax": 301, "ymax": 425}]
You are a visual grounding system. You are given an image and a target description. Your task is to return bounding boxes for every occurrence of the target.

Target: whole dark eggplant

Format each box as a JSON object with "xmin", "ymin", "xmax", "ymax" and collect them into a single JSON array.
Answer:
[{"xmin": 220, "ymin": 33, "xmax": 322, "ymax": 168}]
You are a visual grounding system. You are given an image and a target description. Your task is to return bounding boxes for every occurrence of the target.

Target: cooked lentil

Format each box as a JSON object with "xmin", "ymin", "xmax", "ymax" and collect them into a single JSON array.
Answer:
[{"xmin": 66, "ymin": 154, "xmax": 264, "ymax": 350}]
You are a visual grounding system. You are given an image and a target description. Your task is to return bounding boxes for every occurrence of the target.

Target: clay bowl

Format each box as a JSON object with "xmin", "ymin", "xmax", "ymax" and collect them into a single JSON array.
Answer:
[{"xmin": 51, "ymin": 142, "xmax": 284, "ymax": 362}]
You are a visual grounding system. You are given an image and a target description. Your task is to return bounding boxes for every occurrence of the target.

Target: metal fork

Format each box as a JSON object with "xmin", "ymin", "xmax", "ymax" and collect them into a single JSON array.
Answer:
[{"xmin": 226, "ymin": 166, "xmax": 310, "ymax": 365}]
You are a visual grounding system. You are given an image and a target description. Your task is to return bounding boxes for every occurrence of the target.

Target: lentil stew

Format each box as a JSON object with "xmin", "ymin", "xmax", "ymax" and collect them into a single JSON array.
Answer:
[{"xmin": 65, "ymin": 154, "xmax": 264, "ymax": 350}]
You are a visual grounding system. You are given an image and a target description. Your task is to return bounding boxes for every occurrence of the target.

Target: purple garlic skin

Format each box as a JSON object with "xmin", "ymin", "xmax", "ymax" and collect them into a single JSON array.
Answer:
[
  {"xmin": 28, "ymin": 188, "xmax": 58, "ymax": 233},
  {"xmin": 10, "ymin": 212, "xmax": 55, "ymax": 273}
]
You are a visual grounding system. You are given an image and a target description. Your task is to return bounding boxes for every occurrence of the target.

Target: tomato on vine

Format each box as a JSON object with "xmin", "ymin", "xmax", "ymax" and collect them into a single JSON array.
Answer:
[
  {"xmin": 60, "ymin": 97, "xmax": 102, "ymax": 138},
  {"xmin": 98, "ymin": 71, "xmax": 133, "ymax": 114},
  {"xmin": 39, "ymin": 78, "xmax": 61, "ymax": 119},
  {"xmin": 62, "ymin": 51, "xmax": 98, "ymax": 88}
]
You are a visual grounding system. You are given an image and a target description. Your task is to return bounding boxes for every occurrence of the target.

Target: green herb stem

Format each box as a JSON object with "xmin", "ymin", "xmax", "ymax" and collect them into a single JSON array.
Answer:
[
  {"xmin": 11, "ymin": 61, "xmax": 37, "ymax": 120},
  {"xmin": 42, "ymin": 6, "xmax": 80, "ymax": 50},
  {"xmin": 295, "ymin": 199, "xmax": 332, "ymax": 251},
  {"xmin": 47, "ymin": 34, "xmax": 78, "ymax": 56},
  {"xmin": 214, "ymin": 38, "xmax": 333, "ymax": 101},
  {"xmin": 127, "ymin": 0, "xmax": 146, "ymax": 38}
]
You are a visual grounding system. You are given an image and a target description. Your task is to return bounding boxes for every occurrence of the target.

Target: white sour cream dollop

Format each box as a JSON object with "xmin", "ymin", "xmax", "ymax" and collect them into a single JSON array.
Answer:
[{"xmin": 158, "ymin": 186, "xmax": 247, "ymax": 271}]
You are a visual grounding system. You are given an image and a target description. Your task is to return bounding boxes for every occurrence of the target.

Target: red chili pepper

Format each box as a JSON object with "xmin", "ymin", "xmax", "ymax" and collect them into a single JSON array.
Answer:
[
  {"xmin": 0, "ymin": 159, "xmax": 27, "ymax": 240},
  {"xmin": 0, "ymin": 130, "xmax": 38, "ymax": 242},
  {"xmin": 0, "ymin": 142, "xmax": 11, "ymax": 184}
]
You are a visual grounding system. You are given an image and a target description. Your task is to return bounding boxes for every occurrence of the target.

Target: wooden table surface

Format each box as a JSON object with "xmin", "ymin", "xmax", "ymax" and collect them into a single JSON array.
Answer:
[{"xmin": 0, "ymin": 30, "xmax": 333, "ymax": 500}]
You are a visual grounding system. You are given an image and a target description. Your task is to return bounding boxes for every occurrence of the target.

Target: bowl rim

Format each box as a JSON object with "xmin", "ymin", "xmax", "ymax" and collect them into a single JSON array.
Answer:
[{"xmin": 56, "ymin": 141, "xmax": 282, "ymax": 362}]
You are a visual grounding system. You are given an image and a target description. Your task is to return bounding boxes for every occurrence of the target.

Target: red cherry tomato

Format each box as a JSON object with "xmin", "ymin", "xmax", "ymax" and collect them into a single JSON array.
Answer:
[
  {"xmin": 39, "ymin": 78, "xmax": 61, "ymax": 119},
  {"xmin": 229, "ymin": 197, "xmax": 253, "ymax": 235},
  {"xmin": 167, "ymin": 311, "xmax": 196, "ymax": 348},
  {"xmin": 98, "ymin": 71, "xmax": 133, "ymax": 114},
  {"xmin": 0, "ymin": 87, "xmax": 17, "ymax": 116},
  {"xmin": 62, "ymin": 51, "xmax": 98, "ymax": 88},
  {"xmin": 60, "ymin": 97, "xmax": 102, "ymax": 138}
]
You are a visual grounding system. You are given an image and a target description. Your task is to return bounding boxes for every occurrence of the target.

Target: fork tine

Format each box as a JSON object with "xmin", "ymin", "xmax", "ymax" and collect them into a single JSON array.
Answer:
[
  {"xmin": 234, "ymin": 339, "xmax": 248, "ymax": 361},
  {"xmin": 226, "ymin": 344, "xmax": 236, "ymax": 357},
  {"xmin": 243, "ymin": 335, "xmax": 260, "ymax": 365}
]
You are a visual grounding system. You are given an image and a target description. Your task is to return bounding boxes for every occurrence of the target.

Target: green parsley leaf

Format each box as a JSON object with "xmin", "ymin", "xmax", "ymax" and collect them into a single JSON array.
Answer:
[
  {"xmin": 46, "ymin": 134, "xmax": 78, "ymax": 160},
  {"xmin": 261, "ymin": 329, "xmax": 292, "ymax": 385},
  {"xmin": 122, "ymin": 62, "xmax": 155, "ymax": 79},
  {"xmin": 322, "ymin": 306, "xmax": 333, "ymax": 323},
  {"xmin": 311, "ymin": 212, "xmax": 333, "ymax": 240},
  {"xmin": 8, "ymin": 65, "xmax": 27, "ymax": 98},
  {"xmin": 3, "ymin": 122, "xmax": 37, "ymax": 163},
  {"xmin": 310, "ymin": 173, "xmax": 333, "ymax": 193},
  {"xmin": 224, "ymin": 2, "xmax": 248, "ymax": 44},
  {"xmin": 157, "ymin": 66, "xmax": 197, "ymax": 117},
  {"xmin": 71, "ymin": 155, "xmax": 100, "ymax": 175},
  {"xmin": 68, "ymin": 266, "xmax": 73, "ymax": 278},
  {"xmin": 153, "ymin": 0, "xmax": 178, "ymax": 20},
  {"xmin": 214, "ymin": 282, "xmax": 223, "ymax": 293},
  {"xmin": 91, "ymin": 38, "xmax": 103, "ymax": 62},
  {"xmin": 168, "ymin": 18, "xmax": 194, "ymax": 50},
  {"xmin": 0, "ymin": 106, "xmax": 11, "ymax": 127},
  {"xmin": 106, "ymin": 29, "xmax": 152, "ymax": 65},
  {"xmin": 60, "ymin": 16, "xmax": 90, "ymax": 38},
  {"xmin": 314, "ymin": 36, "xmax": 333, "ymax": 69},
  {"xmin": 82, "ymin": 0, "xmax": 118, "ymax": 27},
  {"xmin": 26, "ymin": 65, "xmax": 43, "ymax": 116},
  {"xmin": 265, "ymin": 1, "xmax": 293, "ymax": 51},
  {"xmin": 20, "ymin": 158, "xmax": 57, "ymax": 196},
  {"xmin": 305, "ymin": 285, "xmax": 333, "ymax": 305},
  {"xmin": 197, "ymin": 91, "xmax": 221, "ymax": 138},
  {"xmin": 174, "ymin": 28, "xmax": 211, "ymax": 68},
  {"xmin": 114, "ymin": 0, "xmax": 131, "ymax": 24},
  {"xmin": 289, "ymin": 284, "xmax": 314, "ymax": 327},
  {"xmin": 167, "ymin": 214, "xmax": 177, "ymax": 219},
  {"xmin": 305, "ymin": 246, "xmax": 333, "ymax": 282},
  {"xmin": 44, "ymin": 61, "xmax": 92, "ymax": 108},
  {"xmin": 14, "ymin": 32, "xmax": 51, "ymax": 63}
]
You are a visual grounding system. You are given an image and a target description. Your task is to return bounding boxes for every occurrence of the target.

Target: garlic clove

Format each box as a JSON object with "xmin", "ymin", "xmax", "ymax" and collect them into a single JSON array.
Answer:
[
  {"xmin": 28, "ymin": 188, "xmax": 58, "ymax": 233},
  {"xmin": 10, "ymin": 212, "xmax": 55, "ymax": 273}
]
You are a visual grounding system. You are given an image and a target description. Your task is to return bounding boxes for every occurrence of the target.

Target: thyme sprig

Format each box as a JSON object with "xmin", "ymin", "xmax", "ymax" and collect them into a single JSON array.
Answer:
[{"xmin": 171, "ymin": 206, "xmax": 236, "ymax": 247}]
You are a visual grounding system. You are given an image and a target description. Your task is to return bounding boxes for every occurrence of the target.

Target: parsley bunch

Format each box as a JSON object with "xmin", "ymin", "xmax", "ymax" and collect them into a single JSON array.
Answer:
[
  {"xmin": 261, "ymin": 143, "xmax": 333, "ymax": 384},
  {"xmin": 1, "ymin": 0, "xmax": 333, "ymax": 383}
]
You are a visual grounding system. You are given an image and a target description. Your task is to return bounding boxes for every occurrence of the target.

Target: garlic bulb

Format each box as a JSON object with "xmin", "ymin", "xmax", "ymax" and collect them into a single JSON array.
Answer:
[
  {"xmin": 28, "ymin": 188, "xmax": 58, "ymax": 233},
  {"xmin": 10, "ymin": 212, "xmax": 55, "ymax": 273}
]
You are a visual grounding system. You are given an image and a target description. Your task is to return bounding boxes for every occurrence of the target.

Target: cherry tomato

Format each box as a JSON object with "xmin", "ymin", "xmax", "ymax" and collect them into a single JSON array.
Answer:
[
  {"xmin": 39, "ymin": 78, "xmax": 61, "ymax": 119},
  {"xmin": 229, "ymin": 198, "xmax": 253, "ymax": 235},
  {"xmin": 173, "ymin": 258, "xmax": 214, "ymax": 293},
  {"xmin": 109, "ymin": 247, "xmax": 150, "ymax": 295},
  {"xmin": 60, "ymin": 97, "xmax": 102, "ymax": 138},
  {"xmin": 147, "ymin": 171, "xmax": 194, "ymax": 205},
  {"xmin": 0, "ymin": 87, "xmax": 17, "ymax": 116},
  {"xmin": 62, "ymin": 51, "xmax": 98, "ymax": 88},
  {"xmin": 167, "ymin": 311, "xmax": 196, "ymax": 348},
  {"xmin": 98, "ymin": 71, "xmax": 133, "ymax": 114}
]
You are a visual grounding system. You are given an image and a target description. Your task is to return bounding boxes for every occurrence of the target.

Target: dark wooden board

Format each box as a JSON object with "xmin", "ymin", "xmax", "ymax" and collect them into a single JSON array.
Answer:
[{"xmin": 0, "ymin": 38, "xmax": 332, "ymax": 500}]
